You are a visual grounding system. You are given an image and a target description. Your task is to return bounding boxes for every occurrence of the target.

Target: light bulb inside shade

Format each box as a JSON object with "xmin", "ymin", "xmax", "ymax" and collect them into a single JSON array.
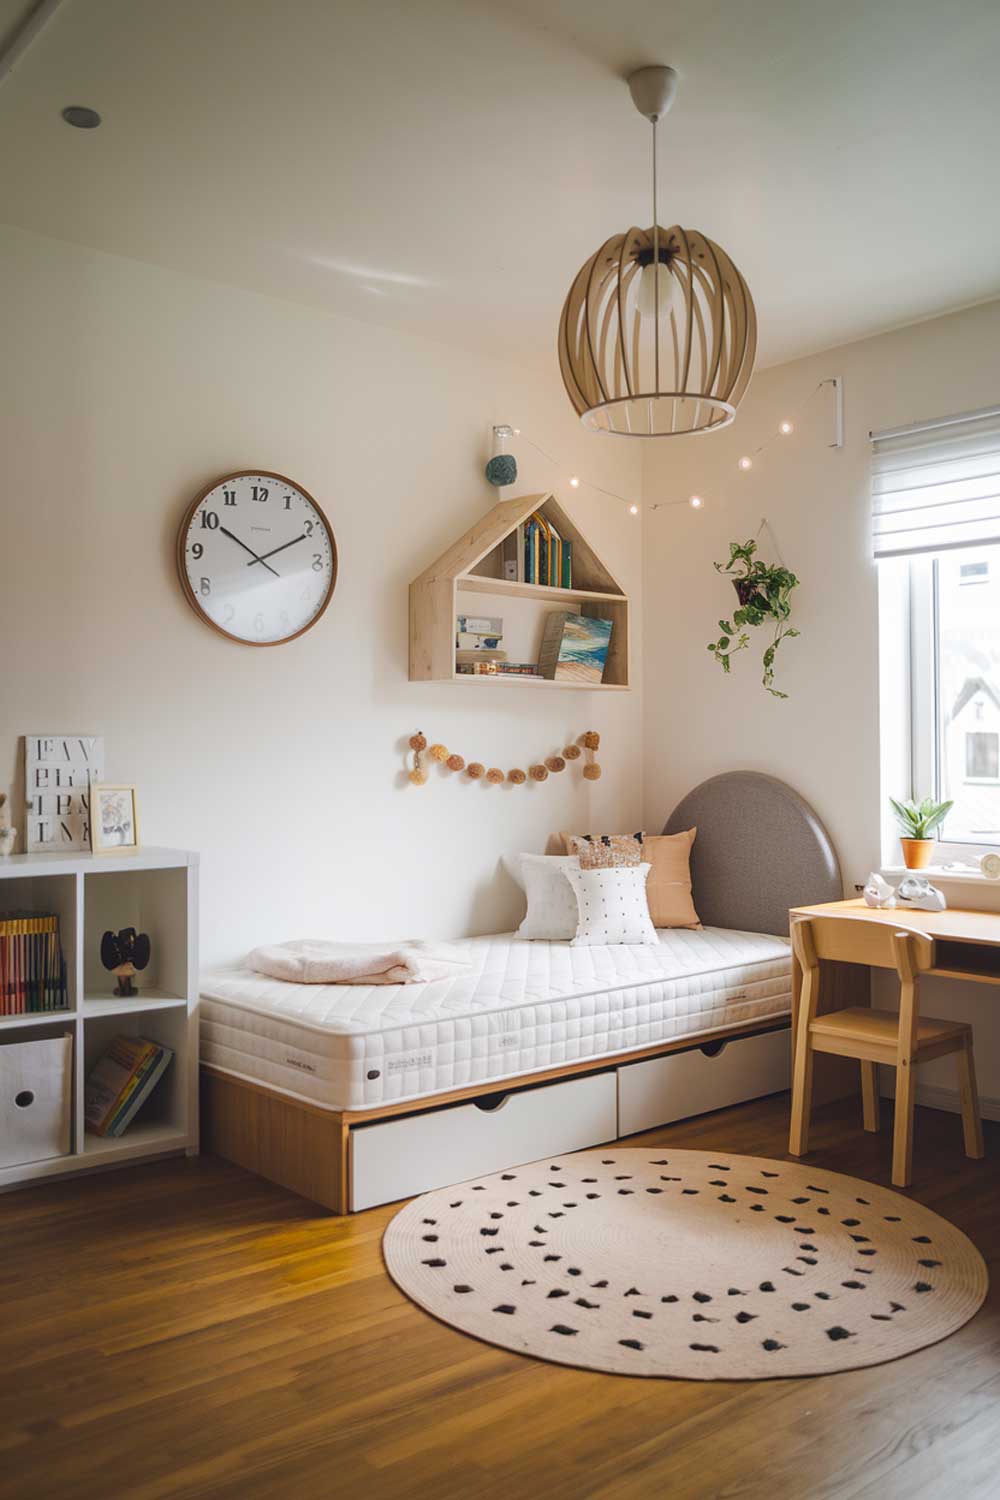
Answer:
[
  {"xmin": 689, "ymin": 495, "xmax": 703, "ymax": 509},
  {"xmin": 738, "ymin": 456, "xmax": 753, "ymax": 471},
  {"xmin": 634, "ymin": 260, "xmax": 679, "ymax": 321},
  {"xmin": 779, "ymin": 420, "xmax": 794, "ymax": 435},
  {"xmin": 569, "ymin": 476, "xmax": 580, "ymax": 488},
  {"xmin": 629, "ymin": 504, "xmax": 639, "ymax": 515}
]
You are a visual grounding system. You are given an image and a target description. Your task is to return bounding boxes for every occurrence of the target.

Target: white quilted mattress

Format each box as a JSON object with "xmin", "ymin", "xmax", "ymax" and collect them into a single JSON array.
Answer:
[{"xmin": 200, "ymin": 928, "xmax": 792, "ymax": 1112}]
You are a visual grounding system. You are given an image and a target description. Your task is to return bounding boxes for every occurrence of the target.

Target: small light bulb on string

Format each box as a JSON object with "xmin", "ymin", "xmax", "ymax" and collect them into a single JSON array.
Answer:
[
  {"xmin": 779, "ymin": 420, "xmax": 794, "ymax": 435},
  {"xmin": 738, "ymin": 456, "xmax": 753, "ymax": 471},
  {"xmin": 689, "ymin": 494, "xmax": 703, "ymax": 509},
  {"xmin": 629, "ymin": 504, "xmax": 639, "ymax": 515},
  {"xmin": 569, "ymin": 476, "xmax": 580, "ymax": 488}
]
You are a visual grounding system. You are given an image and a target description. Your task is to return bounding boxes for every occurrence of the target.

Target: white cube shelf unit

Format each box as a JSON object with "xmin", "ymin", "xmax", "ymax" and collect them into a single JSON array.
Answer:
[
  {"xmin": 0, "ymin": 846, "xmax": 198, "ymax": 1189},
  {"xmin": 409, "ymin": 492, "xmax": 631, "ymax": 690}
]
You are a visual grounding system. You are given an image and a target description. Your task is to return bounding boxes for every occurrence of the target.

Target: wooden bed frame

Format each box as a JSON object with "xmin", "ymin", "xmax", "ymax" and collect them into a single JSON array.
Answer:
[
  {"xmin": 200, "ymin": 772, "xmax": 864, "ymax": 1213},
  {"xmin": 200, "ymin": 1017, "xmax": 786, "ymax": 1214}
]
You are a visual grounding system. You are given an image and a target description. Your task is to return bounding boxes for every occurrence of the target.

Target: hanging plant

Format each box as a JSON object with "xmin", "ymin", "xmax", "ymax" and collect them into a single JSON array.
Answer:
[{"xmin": 706, "ymin": 538, "xmax": 800, "ymax": 698}]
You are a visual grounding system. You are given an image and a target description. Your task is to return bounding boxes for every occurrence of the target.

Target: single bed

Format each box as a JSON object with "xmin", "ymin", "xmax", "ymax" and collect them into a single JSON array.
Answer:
[{"xmin": 199, "ymin": 772, "xmax": 846, "ymax": 1212}]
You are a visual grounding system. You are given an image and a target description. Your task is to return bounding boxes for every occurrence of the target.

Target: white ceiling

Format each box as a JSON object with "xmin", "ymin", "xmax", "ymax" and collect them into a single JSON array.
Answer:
[{"xmin": 2, "ymin": 0, "xmax": 999, "ymax": 371}]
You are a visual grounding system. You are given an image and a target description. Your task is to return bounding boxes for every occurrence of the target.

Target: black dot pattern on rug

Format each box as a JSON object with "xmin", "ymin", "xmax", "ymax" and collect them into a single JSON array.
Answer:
[{"xmin": 386, "ymin": 1148, "xmax": 986, "ymax": 1380}]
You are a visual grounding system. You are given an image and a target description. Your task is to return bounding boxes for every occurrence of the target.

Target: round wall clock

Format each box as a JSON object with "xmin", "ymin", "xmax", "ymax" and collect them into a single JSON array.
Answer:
[{"xmin": 176, "ymin": 471, "xmax": 337, "ymax": 646}]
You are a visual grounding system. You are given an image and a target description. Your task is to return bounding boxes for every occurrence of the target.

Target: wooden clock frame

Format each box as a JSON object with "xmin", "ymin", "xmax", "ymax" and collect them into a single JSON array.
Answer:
[{"xmin": 176, "ymin": 469, "xmax": 338, "ymax": 647}]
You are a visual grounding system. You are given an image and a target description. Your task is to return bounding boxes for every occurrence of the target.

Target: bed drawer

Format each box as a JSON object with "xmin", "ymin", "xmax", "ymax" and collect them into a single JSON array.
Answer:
[
  {"xmin": 618, "ymin": 1027, "xmax": 791, "ymax": 1137},
  {"xmin": 351, "ymin": 1071, "xmax": 617, "ymax": 1211}
]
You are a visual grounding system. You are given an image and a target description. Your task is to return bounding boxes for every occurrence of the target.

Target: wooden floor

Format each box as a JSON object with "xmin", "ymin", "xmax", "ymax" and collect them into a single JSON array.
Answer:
[{"xmin": 2, "ymin": 1094, "xmax": 998, "ymax": 1500}]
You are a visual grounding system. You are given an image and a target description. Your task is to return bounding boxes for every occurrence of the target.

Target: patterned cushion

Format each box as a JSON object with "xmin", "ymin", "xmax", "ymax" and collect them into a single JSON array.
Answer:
[
  {"xmin": 565, "ymin": 832, "xmax": 644, "ymax": 869},
  {"xmin": 564, "ymin": 864, "xmax": 658, "ymax": 946}
]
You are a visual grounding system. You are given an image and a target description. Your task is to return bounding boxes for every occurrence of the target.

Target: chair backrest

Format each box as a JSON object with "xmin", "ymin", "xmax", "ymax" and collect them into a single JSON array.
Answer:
[{"xmin": 792, "ymin": 915, "xmax": 935, "ymax": 978}]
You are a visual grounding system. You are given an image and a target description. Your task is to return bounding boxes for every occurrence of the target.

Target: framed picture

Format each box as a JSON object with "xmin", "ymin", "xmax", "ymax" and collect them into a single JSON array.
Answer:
[
  {"xmin": 89, "ymin": 784, "xmax": 140, "ymax": 854},
  {"xmin": 25, "ymin": 733, "xmax": 105, "ymax": 851}
]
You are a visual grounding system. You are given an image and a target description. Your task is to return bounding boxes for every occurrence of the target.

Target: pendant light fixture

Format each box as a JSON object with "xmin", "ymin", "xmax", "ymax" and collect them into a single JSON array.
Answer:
[{"xmin": 558, "ymin": 66, "xmax": 757, "ymax": 438}]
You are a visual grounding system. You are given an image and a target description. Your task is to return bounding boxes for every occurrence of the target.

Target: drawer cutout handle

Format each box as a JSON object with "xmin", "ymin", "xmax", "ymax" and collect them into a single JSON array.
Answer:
[
  {"xmin": 14, "ymin": 1090, "xmax": 35, "ymax": 1109},
  {"xmin": 699, "ymin": 1041, "xmax": 728, "ymax": 1060},
  {"xmin": 473, "ymin": 1092, "xmax": 510, "ymax": 1113}
]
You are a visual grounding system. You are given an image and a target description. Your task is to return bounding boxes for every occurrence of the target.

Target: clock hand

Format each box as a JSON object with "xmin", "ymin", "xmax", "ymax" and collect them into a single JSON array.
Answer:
[
  {"xmin": 246, "ymin": 533, "xmax": 308, "ymax": 567},
  {"xmin": 219, "ymin": 526, "xmax": 280, "ymax": 578}
]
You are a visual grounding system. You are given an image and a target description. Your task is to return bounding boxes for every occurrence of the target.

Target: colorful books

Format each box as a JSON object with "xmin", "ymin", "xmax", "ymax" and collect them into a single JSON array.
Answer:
[
  {"xmin": 84, "ymin": 1034, "xmax": 174, "ymax": 1137},
  {"xmin": 0, "ymin": 912, "xmax": 68, "ymax": 1015},
  {"xmin": 538, "ymin": 611, "xmax": 613, "ymax": 685},
  {"xmin": 523, "ymin": 512, "xmax": 572, "ymax": 588}
]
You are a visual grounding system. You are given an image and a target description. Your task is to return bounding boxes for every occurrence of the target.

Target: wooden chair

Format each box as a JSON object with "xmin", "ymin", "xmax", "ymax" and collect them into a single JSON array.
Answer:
[{"xmin": 789, "ymin": 915, "xmax": 983, "ymax": 1187}]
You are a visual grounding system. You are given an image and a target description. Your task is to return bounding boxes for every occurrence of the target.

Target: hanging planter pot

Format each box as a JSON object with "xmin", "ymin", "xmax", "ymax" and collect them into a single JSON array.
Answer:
[
  {"xmin": 733, "ymin": 578, "xmax": 768, "ymax": 611},
  {"xmin": 707, "ymin": 538, "xmax": 800, "ymax": 698}
]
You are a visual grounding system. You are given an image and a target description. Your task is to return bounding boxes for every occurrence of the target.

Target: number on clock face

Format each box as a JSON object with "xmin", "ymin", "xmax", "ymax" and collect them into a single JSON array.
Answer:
[{"xmin": 177, "ymin": 472, "xmax": 337, "ymax": 645}]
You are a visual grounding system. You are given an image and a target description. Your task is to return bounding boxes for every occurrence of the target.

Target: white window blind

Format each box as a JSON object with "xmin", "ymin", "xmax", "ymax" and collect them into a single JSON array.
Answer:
[{"xmin": 871, "ymin": 405, "xmax": 1000, "ymax": 559}]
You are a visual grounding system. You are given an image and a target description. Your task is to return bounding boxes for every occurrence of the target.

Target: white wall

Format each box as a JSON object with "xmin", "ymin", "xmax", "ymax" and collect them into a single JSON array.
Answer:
[
  {"xmin": 0, "ymin": 225, "xmax": 643, "ymax": 965},
  {"xmin": 642, "ymin": 296, "xmax": 1000, "ymax": 1107}
]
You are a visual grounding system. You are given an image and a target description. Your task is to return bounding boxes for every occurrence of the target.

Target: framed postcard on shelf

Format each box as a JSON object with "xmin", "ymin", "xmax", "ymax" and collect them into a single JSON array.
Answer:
[{"xmin": 90, "ymin": 784, "xmax": 140, "ymax": 854}]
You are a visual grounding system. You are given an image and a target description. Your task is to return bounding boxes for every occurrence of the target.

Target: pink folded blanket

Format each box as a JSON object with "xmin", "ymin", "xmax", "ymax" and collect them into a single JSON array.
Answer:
[{"xmin": 247, "ymin": 938, "xmax": 472, "ymax": 986}]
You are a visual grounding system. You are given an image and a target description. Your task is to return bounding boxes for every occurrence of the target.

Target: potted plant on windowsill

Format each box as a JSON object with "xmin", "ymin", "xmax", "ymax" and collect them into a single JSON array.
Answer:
[
  {"xmin": 889, "ymin": 795, "xmax": 953, "ymax": 869},
  {"xmin": 706, "ymin": 538, "xmax": 800, "ymax": 698}
]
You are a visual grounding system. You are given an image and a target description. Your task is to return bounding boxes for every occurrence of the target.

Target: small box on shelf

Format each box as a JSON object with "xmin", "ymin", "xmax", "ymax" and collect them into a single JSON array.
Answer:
[{"xmin": 0, "ymin": 1030, "xmax": 72, "ymax": 1169}]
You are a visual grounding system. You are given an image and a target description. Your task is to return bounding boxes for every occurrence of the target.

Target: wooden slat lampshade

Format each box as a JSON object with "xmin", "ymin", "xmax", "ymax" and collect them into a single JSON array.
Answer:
[{"xmin": 558, "ymin": 222, "xmax": 757, "ymax": 438}]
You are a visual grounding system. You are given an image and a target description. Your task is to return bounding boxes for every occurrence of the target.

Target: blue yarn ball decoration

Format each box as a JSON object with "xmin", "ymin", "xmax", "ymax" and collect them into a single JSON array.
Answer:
[{"xmin": 485, "ymin": 453, "xmax": 518, "ymax": 487}]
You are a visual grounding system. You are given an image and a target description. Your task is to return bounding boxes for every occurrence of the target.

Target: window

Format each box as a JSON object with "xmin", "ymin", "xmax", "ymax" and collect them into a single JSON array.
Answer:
[{"xmin": 875, "ymin": 406, "xmax": 1000, "ymax": 860}]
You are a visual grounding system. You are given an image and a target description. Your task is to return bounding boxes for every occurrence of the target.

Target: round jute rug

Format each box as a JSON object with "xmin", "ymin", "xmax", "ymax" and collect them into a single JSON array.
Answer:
[{"xmin": 383, "ymin": 1148, "xmax": 987, "ymax": 1379}]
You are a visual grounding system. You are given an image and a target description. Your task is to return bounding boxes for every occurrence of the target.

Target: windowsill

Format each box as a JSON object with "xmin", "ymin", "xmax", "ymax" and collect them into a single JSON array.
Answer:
[{"xmin": 881, "ymin": 864, "xmax": 1000, "ymax": 886}]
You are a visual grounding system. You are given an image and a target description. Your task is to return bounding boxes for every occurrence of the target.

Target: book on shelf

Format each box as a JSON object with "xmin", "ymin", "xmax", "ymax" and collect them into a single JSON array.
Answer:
[
  {"xmin": 84, "ymin": 1033, "xmax": 174, "ymax": 1138},
  {"xmin": 522, "ymin": 512, "xmax": 572, "ymax": 589},
  {"xmin": 456, "ymin": 633, "xmax": 504, "ymax": 651},
  {"xmin": 0, "ymin": 911, "xmax": 68, "ymax": 1016},
  {"xmin": 538, "ymin": 610, "xmax": 613, "ymax": 685},
  {"xmin": 456, "ymin": 615, "xmax": 503, "ymax": 650},
  {"xmin": 456, "ymin": 648, "xmax": 507, "ymax": 663}
]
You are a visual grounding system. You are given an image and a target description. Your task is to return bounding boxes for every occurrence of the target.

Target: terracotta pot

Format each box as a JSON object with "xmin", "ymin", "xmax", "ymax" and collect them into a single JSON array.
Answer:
[{"xmin": 900, "ymin": 837, "xmax": 934, "ymax": 870}]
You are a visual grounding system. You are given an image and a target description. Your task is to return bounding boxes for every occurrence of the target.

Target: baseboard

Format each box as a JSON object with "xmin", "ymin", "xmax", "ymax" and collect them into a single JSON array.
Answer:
[{"xmin": 880, "ymin": 1076, "xmax": 1000, "ymax": 1123}]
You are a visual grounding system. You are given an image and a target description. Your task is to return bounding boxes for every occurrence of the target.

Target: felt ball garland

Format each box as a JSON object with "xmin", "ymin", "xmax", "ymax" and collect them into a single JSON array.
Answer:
[{"xmin": 405, "ymin": 731, "xmax": 601, "ymax": 787}]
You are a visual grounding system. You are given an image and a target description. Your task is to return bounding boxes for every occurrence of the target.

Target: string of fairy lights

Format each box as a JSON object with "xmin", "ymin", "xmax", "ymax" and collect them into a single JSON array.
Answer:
[{"xmin": 494, "ymin": 377, "xmax": 842, "ymax": 517}]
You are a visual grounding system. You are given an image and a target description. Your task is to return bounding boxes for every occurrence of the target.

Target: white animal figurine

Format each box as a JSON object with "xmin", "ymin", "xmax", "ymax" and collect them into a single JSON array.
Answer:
[
  {"xmin": 895, "ymin": 875, "xmax": 947, "ymax": 912},
  {"xmin": 863, "ymin": 872, "xmax": 897, "ymax": 909}
]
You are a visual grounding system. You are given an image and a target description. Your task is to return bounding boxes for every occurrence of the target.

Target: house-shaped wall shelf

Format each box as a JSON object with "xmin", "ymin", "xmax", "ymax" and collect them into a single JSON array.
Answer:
[{"xmin": 409, "ymin": 492, "xmax": 630, "ymax": 690}]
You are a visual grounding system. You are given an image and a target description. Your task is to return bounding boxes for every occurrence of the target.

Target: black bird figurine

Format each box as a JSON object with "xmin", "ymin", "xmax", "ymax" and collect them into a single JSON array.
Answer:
[{"xmin": 100, "ymin": 927, "xmax": 151, "ymax": 997}]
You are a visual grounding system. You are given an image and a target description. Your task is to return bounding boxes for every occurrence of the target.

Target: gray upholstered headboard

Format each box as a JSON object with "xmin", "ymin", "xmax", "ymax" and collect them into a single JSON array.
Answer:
[{"xmin": 663, "ymin": 771, "xmax": 842, "ymax": 936}]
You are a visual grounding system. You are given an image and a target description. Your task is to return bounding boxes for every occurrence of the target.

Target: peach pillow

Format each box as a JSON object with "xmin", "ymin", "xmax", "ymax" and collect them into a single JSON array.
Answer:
[
  {"xmin": 559, "ymin": 828, "xmax": 701, "ymax": 928},
  {"xmin": 644, "ymin": 829, "xmax": 701, "ymax": 928}
]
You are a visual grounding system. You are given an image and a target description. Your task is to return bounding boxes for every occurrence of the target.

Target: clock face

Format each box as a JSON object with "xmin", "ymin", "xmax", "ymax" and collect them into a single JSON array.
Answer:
[{"xmin": 177, "ymin": 472, "xmax": 337, "ymax": 645}]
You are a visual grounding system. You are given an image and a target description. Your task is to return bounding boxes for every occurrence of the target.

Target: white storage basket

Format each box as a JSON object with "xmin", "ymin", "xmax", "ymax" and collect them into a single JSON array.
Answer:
[{"xmin": 0, "ymin": 1032, "xmax": 73, "ymax": 1168}]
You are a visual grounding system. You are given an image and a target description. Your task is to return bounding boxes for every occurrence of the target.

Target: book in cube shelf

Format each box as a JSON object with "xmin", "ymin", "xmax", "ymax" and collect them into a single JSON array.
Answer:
[
  {"xmin": 0, "ymin": 911, "xmax": 68, "ymax": 1016},
  {"xmin": 84, "ymin": 1034, "xmax": 174, "ymax": 1138},
  {"xmin": 538, "ymin": 611, "xmax": 613, "ymax": 685}
]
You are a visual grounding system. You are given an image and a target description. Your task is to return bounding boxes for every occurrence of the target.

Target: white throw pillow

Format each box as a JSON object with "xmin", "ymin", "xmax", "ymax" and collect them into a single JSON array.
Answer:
[
  {"xmin": 516, "ymin": 854, "xmax": 581, "ymax": 940},
  {"xmin": 564, "ymin": 863, "xmax": 658, "ymax": 946}
]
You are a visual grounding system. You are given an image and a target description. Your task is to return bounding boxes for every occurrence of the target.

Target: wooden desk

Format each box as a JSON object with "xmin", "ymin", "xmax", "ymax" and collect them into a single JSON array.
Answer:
[{"xmin": 789, "ymin": 898, "xmax": 1000, "ymax": 1100}]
